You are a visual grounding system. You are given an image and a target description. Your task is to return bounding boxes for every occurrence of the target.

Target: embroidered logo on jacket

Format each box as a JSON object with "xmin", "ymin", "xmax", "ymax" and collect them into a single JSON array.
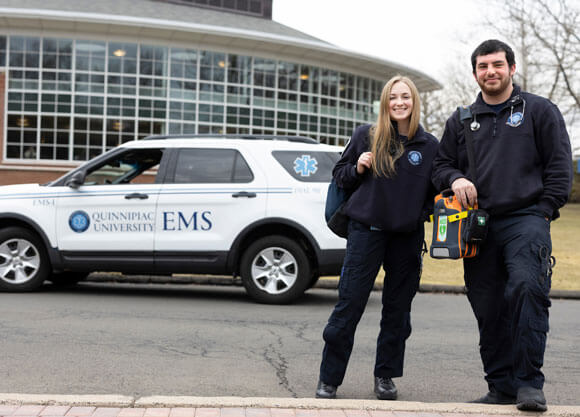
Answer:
[
  {"xmin": 408, "ymin": 151, "xmax": 423, "ymax": 166},
  {"xmin": 506, "ymin": 112, "xmax": 524, "ymax": 127}
]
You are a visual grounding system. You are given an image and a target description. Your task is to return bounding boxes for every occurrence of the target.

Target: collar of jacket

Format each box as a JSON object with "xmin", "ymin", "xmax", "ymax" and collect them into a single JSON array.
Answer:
[
  {"xmin": 407, "ymin": 124, "xmax": 429, "ymax": 144},
  {"xmin": 471, "ymin": 84, "xmax": 524, "ymax": 114},
  {"xmin": 365, "ymin": 123, "xmax": 428, "ymax": 144},
  {"xmin": 392, "ymin": 122, "xmax": 428, "ymax": 143}
]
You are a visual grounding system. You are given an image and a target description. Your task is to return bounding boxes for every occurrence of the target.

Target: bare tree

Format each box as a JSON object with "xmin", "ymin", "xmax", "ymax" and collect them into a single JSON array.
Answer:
[
  {"xmin": 421, "ymin": 0, "xmax": 579, "ymax": 152},
  {"xmin": 421, "ymin": 59, "xmax": 479, "ymax": 139},
  {"xmin": 482, "ymin": 0, "xmax": 579, "ymax": 124}
]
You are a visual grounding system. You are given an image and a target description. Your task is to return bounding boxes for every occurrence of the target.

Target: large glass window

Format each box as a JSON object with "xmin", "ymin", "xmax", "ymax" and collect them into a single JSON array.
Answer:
[
  {"xmin": 253, "ymin": 58, "xmax": 276, "ymax": 88},
  {"xmin": 227, "ymin": 54, "xmax": 251, "ymax": 85},
  {"xmin": 0, "ymin": 36, "xmax": 6, "ymax": 66},
  {"xmin": 75, "ymin": 73, "xmax": 103, "ymax": 93},
  {"xmin": 9, "ymin": 37, "xmax": 40, "ymax": 68},
  {"xmin": 108, "ymin": 42, "xmax": 137, "ymax": 74},
  {"xmin": 226, "ymin": 106, "xmax": 250, "ymax": 126},
  {"xmin": 105, "ymin": 119, "xmax": 135, "ymax": 151},
  {"xmin": 42, "ymin": 38, "xmax": 72, "ymax": 70},
  {"xmin": 75, "ymin": 41, "xmax": 106, "ymax": 72},
  {"xmin": 43, "ymin": 71, "xmax": 72, "ymax": 91},
  {"xmin": 140, "ymin": 45, "xmax": 167, "ymax": 76},
  {"xmin": 6, "ymin": 114, "xmax": 38, "ymax": 159},
  {"xmin": 73, "ymin": 117, "xmax": 104, "ymax": 160},
  {"xmin": 199, "ymin": 51, "xmax": 225, "ymax": 82},
  {"xmin": 40, "ymin": 116, "xmax": 70, "ymax": 160},
  {"xmin": 139, "ymin": 77, "xmax": 166, "ymax": 98},
  {"xmin": 138, "ymin": 120, "xmax": 165, "ymax": 138},
  {"xmin": 169, "ymin": 101, "xmax": 196, "ymax": 122},
  {"xmin": 170, "ymin": 48, "xmax": 197, "ymax": 79},
  {"xmin": 108, "ymin": 75, "xmax": 137, "ymax": 95},
  {"xmin": 41, "ymin": 93, "xmax": 72, "ymax": 114},
  {"xmin": 8, "ymin": 70, "xmax": 39, "ymax": 90},
  {"xmin": 3, "ymin": 35, "xmax": 381, "ymax": 163}
]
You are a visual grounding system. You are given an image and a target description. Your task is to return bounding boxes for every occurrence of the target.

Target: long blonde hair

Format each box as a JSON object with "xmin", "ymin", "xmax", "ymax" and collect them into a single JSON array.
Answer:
[{"xmin": 370, "ymin": 75, "xmax": 421, "ymax": 177}]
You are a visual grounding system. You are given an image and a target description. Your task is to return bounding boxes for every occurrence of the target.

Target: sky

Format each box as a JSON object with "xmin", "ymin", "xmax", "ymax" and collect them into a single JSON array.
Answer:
[
  {"xmin": 272, "ymin": 0, "xmax": 579, "ymax": 151},
  {"xmin": 272, "ymin": 0, "xmax": 496, "ymax": 82}
]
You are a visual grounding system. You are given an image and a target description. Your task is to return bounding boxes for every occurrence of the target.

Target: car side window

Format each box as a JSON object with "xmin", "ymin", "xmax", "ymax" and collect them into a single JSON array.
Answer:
[
  {"xmin": 173, "ymin": 148, "xmax": 254, "ymax": 183},
  {"xmin": 272, "ymin": 151, "xmax": 340, "ymax": 182},
  {"xmin": 84, "ymin": 148, "xmax": 163, "ymax": 185}
]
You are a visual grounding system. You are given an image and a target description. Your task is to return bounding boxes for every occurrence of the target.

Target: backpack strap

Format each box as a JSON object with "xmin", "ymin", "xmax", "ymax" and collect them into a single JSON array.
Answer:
[
  {"xmin": 458, "ymin": 105, "xmax": 473, "ymax": 123},
  {"xmin": 456, "ymin": 105, "xmax": 478, "ymax": 186}
]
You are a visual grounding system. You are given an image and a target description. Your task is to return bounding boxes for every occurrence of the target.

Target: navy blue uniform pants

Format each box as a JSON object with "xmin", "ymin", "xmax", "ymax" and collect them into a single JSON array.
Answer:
[
  {"xmin": 319, "ymin": 219, "xmax": 423, "ymax": 386},
  {"xmin": 463, "ymin": 207, "xmax": 552, "ymax": 396}
]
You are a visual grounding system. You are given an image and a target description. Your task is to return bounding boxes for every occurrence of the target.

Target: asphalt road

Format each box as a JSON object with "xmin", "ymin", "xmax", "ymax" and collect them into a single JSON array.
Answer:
[{"xmin": 0, "ymin": 282, "xmax": 579, "ymax": 405}]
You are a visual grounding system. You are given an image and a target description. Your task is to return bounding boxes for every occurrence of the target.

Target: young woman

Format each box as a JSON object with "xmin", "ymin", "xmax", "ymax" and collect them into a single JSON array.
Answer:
[{"xmin": 316, "ymin": 75, "xmax": 438, "ymax": 400}]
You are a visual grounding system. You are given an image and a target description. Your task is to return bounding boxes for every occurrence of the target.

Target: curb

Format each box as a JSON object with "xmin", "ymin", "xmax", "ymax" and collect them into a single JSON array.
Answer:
[
  {"xmin": 0, "ymin": 394, "xmax": 133, "ymax": 407},
  {"xmin": 1, "ymin": 395, "xmax": 579, "ymax": 416},
  {"xmin": 85, "ymin": 273, "xmax": 580, "ymax": 300}
]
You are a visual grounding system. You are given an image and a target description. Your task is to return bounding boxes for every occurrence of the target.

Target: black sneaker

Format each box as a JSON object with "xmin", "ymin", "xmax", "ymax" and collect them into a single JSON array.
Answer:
[
  {"xmin": 517, "ymin": 386, "xmax": 547, "ymax": 412},
  {"xmin": 315, "ymin": 380, "xmax": 337, "ymax": 399},
  {"xmin": 469, "ymin": 388, "xmax": 516, "ymax": 404},
  {"xmin": 374, "ymin": 377, "xmax": 397, "ymax": 400}
]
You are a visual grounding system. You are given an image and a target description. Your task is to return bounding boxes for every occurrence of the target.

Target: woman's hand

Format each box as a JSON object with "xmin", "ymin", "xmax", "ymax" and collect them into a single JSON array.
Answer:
[{"xmin": 357, "ymin": 152, "xmax": 373, "ymax": 174}]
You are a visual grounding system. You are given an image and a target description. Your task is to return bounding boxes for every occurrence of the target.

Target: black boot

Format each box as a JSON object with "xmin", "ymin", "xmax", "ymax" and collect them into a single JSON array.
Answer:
[
  {"xmin": 469, "ymin": 388, "xmax": 516, "ymax": 404},
  {"xmin": 517, "ymin": 387, "xmax": 547, "ymax": 412},
  {"xmin": 374, "ymin": 377, "xmax": 397, "ymax": 400},
  {"xmin": 315, "ymin": 380, "xmax": 337, "ymax": 399}
]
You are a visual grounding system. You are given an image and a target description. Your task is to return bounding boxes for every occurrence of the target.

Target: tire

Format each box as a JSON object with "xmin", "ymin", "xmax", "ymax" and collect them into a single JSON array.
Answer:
[
  {"xmin": 0, "ymin": 227, "xmax": 50, "ymax": 292},
  {"xmin": 240, "ymin": 235, "xmax": 311, "ymax": 304},
  {"xmin": 49, "ymin": 271, "xmax": 88, "ymax": 287},
  {"xmin": 308, "ymin": 275, "xmax": 320, "ymax": 289}
]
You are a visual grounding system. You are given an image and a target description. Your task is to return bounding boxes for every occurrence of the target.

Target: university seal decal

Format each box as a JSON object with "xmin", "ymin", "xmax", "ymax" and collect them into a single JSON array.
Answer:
[{"xmin": 69, "ymin": 210, "xmax": 90, "ymax": 233}]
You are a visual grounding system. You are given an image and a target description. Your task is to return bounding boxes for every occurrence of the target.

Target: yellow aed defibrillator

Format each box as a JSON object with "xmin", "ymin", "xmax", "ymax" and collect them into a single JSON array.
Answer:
[{"xmin": 429, "ymin": 190, "xmax": 489, "ymax": 259}]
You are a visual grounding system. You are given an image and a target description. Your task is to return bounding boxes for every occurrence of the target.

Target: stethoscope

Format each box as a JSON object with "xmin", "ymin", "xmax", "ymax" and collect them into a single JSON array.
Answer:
[{"xmin": 470, "ymin": 97, "xmax": 526, "ymax": 131}]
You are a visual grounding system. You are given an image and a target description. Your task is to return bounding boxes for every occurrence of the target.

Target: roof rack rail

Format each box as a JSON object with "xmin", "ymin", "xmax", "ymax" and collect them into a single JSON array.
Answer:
[{"xmin": 142, "ymin": 133, "xmax": 318, "ymax": 144}]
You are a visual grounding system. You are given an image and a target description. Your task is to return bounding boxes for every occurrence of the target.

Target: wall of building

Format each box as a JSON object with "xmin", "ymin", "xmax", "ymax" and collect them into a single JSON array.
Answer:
[{"xmin": 0, "ymin": 33, "xmax": 386, "ymax": 185}]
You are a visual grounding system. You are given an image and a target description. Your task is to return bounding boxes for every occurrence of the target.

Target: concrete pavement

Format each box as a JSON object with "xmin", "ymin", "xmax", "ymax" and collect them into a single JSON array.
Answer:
[
  {"xmin": 1, "ymin": 395, "xmax": 580, "ymax": 417},
  {"xmin": 6, "ymin": 276, "xmax": 576, "ymax": 416}
]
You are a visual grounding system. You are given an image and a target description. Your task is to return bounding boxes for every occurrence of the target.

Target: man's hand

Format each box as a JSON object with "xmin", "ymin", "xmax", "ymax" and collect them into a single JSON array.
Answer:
[
  {"xmin": 357, "ymin": 151, "xmax": 373, "ymax": 174},
  {"xmin": 451, "ymin": 178, "xmax": 478, "ymax": 209}
]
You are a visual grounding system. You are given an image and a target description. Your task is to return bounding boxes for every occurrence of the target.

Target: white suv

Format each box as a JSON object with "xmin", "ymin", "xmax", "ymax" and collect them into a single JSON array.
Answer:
[{"xmin": 0, "ymin": 135, "xmax": 346, "ymax": 303}]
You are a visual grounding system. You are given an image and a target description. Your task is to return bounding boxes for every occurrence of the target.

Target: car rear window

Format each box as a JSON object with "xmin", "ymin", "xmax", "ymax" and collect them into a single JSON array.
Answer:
[
  {"xmin": 272, "ymin": 151, "xmax": 340, "ymax": 183},
  {"xmin": 173, "ymin": 148, "xmax": 254, "ymax": 183}
]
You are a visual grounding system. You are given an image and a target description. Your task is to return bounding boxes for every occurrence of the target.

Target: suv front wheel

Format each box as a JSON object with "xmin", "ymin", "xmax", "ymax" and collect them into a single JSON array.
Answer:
[
  {"xmin": 0, "ymin": 227, "xmax": 50, "ymax": 291},
  {"xmin": 240, "ymin": 235, "xmax": 311, "ymax": 304}
]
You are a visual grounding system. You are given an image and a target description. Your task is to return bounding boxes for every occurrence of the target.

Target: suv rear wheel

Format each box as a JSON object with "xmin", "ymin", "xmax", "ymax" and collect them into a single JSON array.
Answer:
[
  {"xmin": 0, "ymin": 227, "xmax": 49, "ymax": 291},
  {"xmin": 240, "ymin": 235, "xmax": 311, "ymax": 304}
]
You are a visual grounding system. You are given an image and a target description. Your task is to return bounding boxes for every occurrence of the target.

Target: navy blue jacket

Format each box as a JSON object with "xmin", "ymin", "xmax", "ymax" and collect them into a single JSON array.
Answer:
[
  {"xmin": 334, "ymin": 123, "xmax": 439, "ymax": 232},
  {"xmin": 431, "ymin": 85, "xmax": 573, "ymax": 219}
]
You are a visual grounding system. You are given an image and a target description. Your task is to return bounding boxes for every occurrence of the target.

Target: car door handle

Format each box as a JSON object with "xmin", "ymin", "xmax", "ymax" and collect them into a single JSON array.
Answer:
[
  {"xmin": 124, "ymin": 193, "xmax": 149, "ymax": 200},
  {"xmin": 232, "ymin": 191, "xmax": 257, "ymax": 198}
]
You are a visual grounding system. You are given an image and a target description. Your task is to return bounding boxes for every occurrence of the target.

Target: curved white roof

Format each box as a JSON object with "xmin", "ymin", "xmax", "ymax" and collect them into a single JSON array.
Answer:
[{"xmin": 0, "ymin": 0, "xmax": 441, "ymax": 91}]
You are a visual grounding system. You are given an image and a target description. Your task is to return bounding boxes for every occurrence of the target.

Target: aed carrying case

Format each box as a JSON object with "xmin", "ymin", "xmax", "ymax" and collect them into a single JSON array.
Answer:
[{"xmin": 429, "ymin": 190, "xmax": 488, "ymax": 259}]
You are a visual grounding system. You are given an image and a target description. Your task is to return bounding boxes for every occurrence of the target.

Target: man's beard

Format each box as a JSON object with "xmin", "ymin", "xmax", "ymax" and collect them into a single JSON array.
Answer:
[{"xmin": 477, "ymin": 75, "xmax": 511, "ymax": 96}]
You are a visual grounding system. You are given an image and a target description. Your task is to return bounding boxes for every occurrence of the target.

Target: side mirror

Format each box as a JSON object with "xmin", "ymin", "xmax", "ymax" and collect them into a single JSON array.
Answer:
[{"xmin": 65, "ymin": 170, "xmax": 86, "ymax": 189}]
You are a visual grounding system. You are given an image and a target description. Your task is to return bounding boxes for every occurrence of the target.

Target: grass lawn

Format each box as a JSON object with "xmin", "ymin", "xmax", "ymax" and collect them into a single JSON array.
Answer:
[{"xmin": 418, "ymin": 203, "xmax": 580, "ymax": 291}]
